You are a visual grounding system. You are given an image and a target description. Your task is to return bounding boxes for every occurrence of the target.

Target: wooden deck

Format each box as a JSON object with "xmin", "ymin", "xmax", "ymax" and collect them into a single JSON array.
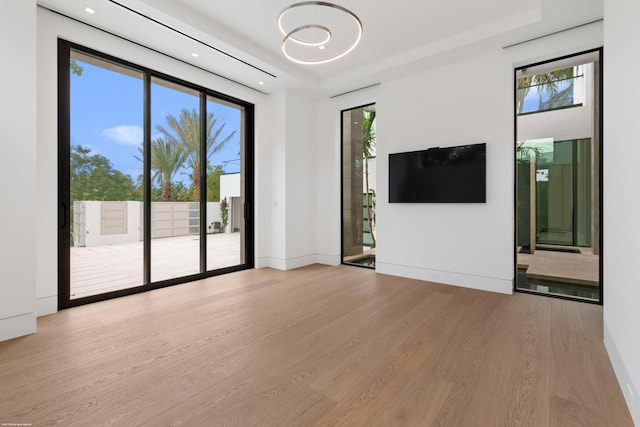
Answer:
[
  {"xmin": 0, "ymin": 265, "xmax": 632, "ymax": 426},
  {"xmin": 71, "ymin": 233, "xmax": 241, "ymax": 299},
  {"xmin": 517, "ymin": 247, "xmax": 599, "ymax": 286}
]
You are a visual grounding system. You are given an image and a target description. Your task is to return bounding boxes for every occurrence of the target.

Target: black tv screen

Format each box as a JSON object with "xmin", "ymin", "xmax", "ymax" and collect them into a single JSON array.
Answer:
[{"xmin": 389, "ymin": 143, "xmax": 486, "ymax": 203}]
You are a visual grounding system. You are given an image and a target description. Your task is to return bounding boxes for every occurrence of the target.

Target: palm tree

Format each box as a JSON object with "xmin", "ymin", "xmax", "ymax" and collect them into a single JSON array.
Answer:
[
  {"xmin": 517, "ymin": 67, "xmax": 575, "ymax": 114},
  {"xmin": 135, "ymin": 138, "xmax": 186, "ymax": 201},
  {"xmin": 156, "ymin": 108, "xmax": 236, "ymax": 202},
  {"xmin": 363, "ymin": 109, "xmax": 376, "ymax": 248}
]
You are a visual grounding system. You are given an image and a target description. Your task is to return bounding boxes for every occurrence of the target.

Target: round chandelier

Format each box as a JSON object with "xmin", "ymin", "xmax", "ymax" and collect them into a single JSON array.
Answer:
[{"xmin": 277, "ymin": 1, "xmax": 363, "ymax": 65}]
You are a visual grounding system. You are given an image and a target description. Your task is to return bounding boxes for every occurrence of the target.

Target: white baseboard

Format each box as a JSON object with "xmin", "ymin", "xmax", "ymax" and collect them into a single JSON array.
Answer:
[
  {"xmin": 316, "ymin": 254, "xmax": 340, "ymax": 266},
  {"xmin": 604, "ymin": 324, "xmax": 639, "ymax": 425},
  {"xmin": 256, "ymin": 255, "xmax": 318, "ymax": 270},
  {"xmin": 376, "ymin": 262, "xmax": 513, "ymax": 295},
  {"xmin": 285, "ymin": 254, "xmax": 316, "ymax": 270},
  {"xmin": 0, "ymin": 313, "xmax": 37, "ymax": 342},
  {"xmin": 255, "ymin": 257, "xmax": 272, "ymax": 269},
  {"xmin": 37, "ymin": 296, "xmax": 57, "ymax": 317}
]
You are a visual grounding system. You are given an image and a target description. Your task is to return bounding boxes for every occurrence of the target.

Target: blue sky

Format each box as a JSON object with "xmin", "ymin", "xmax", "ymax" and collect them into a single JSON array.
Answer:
[
  {"xmin": 520, "ymin": 79, "xmax": 573, "ymax": 113},
  {"xmin": 70, "ymin": 59, "xmax": 242, "ymax": 185}
]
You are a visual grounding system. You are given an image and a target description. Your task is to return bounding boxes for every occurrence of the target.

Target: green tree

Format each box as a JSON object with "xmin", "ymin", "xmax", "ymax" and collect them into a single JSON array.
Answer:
[
  {"xmin": 71, "ymin": 145, "xmax": 137, "ymax": 201},
  {"xmin": 156, "ymin": 108, "xmax": 236, "ymax": 202},
  {"xmin": 206, "ymin": 164, "xmax": 225, "ymax": 202},
  {"xmin": 363, "ymin": 109, "xmax": 376, "ymax": 248},
  {"xmin": 135, "ymin": 138, "xmax": 187, "ymax": 202},
  {"xmin": 220, "ymin": 197, "xmax": 229, "ymax": 232},
  {"xmin": 70, "ymin": 59, "xmax": 84, "ymax": 76}
]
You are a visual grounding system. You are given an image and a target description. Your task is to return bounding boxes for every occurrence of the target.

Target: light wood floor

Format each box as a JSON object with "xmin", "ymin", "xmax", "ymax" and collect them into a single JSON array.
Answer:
[{"xmin": 0, "ymin": 265, "xmax": 632, "ymax": 426}]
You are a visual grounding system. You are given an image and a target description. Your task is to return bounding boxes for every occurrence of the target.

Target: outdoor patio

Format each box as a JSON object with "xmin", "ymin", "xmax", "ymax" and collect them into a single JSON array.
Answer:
[{"xmin": 70, "ymin": 233, "xmax": 241, "ymax": 299}]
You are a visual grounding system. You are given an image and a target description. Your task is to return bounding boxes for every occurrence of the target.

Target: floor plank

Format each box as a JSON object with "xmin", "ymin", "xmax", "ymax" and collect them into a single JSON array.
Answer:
[{"xmin": 0, "ymin": 265, "xmax": 632, "ymax": 426}]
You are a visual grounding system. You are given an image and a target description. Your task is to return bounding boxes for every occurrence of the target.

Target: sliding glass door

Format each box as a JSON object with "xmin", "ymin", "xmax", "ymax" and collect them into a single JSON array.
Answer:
[{"xmin": 58, "ymin": 41, "xmax": 254, "ymax": 308}]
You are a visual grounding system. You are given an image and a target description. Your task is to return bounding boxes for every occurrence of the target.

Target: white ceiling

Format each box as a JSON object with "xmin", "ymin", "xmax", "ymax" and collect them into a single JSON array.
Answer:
[{"xmin": 38, "ymin": 0, "xmax": 603, "ymax": 96}]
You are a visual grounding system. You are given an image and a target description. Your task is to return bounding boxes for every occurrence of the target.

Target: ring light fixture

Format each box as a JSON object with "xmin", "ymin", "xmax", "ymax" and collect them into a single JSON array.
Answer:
[{"xmin": 277, "ymin": 1, "xmax": 363, "ymax": 65}]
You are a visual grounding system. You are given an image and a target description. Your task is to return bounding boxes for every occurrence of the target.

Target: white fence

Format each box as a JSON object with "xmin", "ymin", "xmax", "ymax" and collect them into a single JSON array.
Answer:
[{"xmin": 73, "ymin": 201, "xmax": 225, "ymax": 248}]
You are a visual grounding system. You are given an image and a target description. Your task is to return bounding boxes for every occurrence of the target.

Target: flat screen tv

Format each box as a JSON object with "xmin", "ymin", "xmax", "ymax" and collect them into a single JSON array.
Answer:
[{"xmin": 389, "ymin": 143, "xmax": 486, "ymax": 203}]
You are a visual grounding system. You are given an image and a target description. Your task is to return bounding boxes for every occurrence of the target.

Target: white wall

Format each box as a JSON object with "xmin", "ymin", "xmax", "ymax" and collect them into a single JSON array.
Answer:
[
  {"xmin": 284, "ymin": 90, "xmax": 317, "ymax": 268},
  {"xmin": 375, "ymin": 51, "xmax": 514, "ymax": 293},
  {"xmin": 263, "ymin": 90, "xmax": 286, "ymax": 268},
  {"xmin": 603, "ymin": 0, "xmax": 640, "ymax": 423},
  {"xmin": 220, "ymin": 173, "xmax": 241, "ymax": 199},
  {"xmin": 264, "ymin": 89, "xmax": 318, "ymax": 269},
  {"xmin": 205, "ymin": 202, "xmax": 223, "ymax": 233},
  {"xmin": 315, "ymin": 22, "xmax": 604, "ymax": 295},
  {"xmin": 0, "ymin": 0, "xmax": 38, "ymax": 340},
  {"xmin": 35, "ymin": 7, "xmax": 272, "ymax": 317}
]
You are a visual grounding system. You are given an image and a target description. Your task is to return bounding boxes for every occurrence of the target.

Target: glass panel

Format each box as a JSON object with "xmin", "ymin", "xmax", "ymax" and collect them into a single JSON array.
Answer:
[
  {"xmin": 517, "ymin": 66, "xmax": 584, "ymax": 115},
  {"xmin": 536, "ymin": 140, "xmax": 574, "ymax": 246},
  {"xmin": 576, "ymin": 139, "xmax": 592, "ymax": 247},
  {"xmin": 150, "ymin": 77, "xmax": 200, "ymax": 282},
  {"xmin": 69, "ymin": 51, "xmax": 144, "ymax": 299},
  {"xmin": 342, "ymin": 105, "xmax": 376, "ymax": 268},
  {"xmin": 206, "ymin": 96, "xmax": 244, "ymax": 270}
]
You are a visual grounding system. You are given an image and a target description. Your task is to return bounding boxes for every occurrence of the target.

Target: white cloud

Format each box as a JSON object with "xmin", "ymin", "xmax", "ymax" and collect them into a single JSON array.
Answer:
[{"xmin": 101, "ymin": 125, "xmax": 143, "ymax": 146}]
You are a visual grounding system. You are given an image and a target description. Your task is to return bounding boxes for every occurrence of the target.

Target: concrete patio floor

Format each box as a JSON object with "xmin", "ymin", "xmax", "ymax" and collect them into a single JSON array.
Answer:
[{"xmin": 70, "ymin": 233, "xmax": 241, "ymax": 299}]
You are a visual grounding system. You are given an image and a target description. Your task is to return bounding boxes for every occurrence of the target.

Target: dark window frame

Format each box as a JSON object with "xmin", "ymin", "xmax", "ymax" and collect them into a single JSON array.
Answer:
[{"xmin": 340, "ymin": 103, "xmax": 376, "ymax": 270}]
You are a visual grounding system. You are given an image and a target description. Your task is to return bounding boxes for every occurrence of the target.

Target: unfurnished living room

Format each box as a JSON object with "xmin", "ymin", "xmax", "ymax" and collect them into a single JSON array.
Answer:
[{"xmin": 1, "ymin": 0, "xmax": 639, "ymax": 426}]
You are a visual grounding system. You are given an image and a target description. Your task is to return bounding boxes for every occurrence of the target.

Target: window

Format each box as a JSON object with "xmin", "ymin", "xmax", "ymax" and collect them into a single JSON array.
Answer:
[{"xmin": 517, "ymin": 66, "xmax": 585, "ymax": 115}]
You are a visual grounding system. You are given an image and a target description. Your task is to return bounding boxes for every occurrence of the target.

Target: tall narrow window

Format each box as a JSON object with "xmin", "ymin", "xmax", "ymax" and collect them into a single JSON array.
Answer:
[
  {"xmin": 342, "ymin": 104, "xmax": 376, "ymax": 268},
  {"xmin": 514, "ymin": 50, "xmax": 602, "ymax": 302}
]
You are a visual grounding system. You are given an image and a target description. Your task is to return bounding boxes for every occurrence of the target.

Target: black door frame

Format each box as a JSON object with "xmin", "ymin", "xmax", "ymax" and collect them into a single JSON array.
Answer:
[{"xmin": 58, "ymin": 39, "xmax": 255, "ymax": 309}]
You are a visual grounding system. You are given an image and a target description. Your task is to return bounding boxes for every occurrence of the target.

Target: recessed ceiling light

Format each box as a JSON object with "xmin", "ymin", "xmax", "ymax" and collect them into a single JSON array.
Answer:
[
  {"xmin": 191, "ymin": 53, "xmax": 199, "ymax": 58},
  {"xmin": 84, "ymin": 6, "xmax": 95, "ymax": 14},
  {"xmin": 258, "ymin": 81, "xmax": 265, "ymax": 85},
  {"xmin": 319, "ymin": 45, "xmax": 326, "ymax": 50}
]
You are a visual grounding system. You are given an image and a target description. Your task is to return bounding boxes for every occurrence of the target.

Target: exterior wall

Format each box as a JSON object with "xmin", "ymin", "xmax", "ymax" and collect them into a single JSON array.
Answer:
[
  {"xmin": 74, "ymin": 201, "xmax": 223, "ymax": 247},
  {"xmin": 0, "ymin": 0, "xmax": 38, "ymax": 340},
  {"xmin": 603, "ymin": 0, "xmax": 640, "ymax": 423},
  {"xmin": 81, "ymin": 201, "xmax": 141, "ymax": 247},
  {"xmin": 220, "ymin": 173, "xmax": 241, "ymax": 199}
]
